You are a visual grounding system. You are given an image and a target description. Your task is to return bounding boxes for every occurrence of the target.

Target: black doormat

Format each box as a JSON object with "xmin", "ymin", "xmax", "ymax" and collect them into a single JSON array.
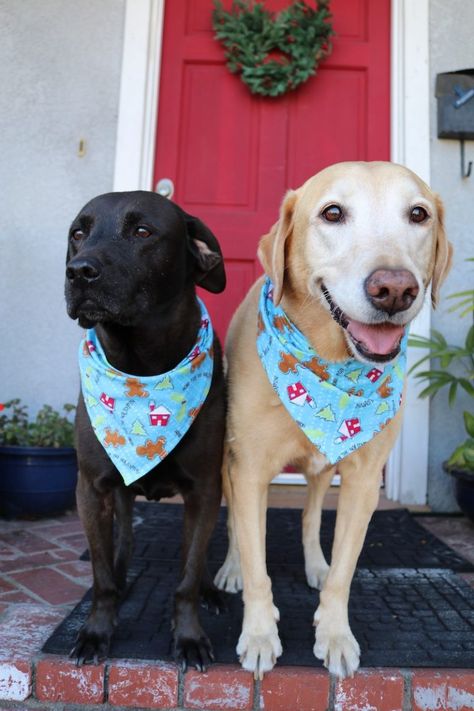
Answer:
[
  {"xmin": 80, "ymin": 503, "xmax": 474, "ymax": 571},
  {"xmin": 43, "ymin": 504, "xmax": 474, "ymax": 668}
]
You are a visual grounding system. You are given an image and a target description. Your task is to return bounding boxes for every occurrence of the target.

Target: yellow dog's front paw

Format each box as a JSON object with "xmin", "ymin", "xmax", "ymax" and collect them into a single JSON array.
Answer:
[
  {"xmin": 214, "ymin": 554, "xmax": 243, "ymax": 593},
  {"xmin": 236, "ymin": 626, "xmax": 282, "ymax": 679},
  {"xmin": 305, "ymin": 560, "xmax": 330, "ymax": 590},
  {"xmin": 313, "ymin": 610, "xmax": 360, "ymax": 678}
]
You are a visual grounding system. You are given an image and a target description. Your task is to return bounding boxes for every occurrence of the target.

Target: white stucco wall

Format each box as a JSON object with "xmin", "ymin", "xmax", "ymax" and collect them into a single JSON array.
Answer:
[
  {"xmin": 0, "ymin": 0, "xmax": 125, "ymax": 414},
  {"xmin": 428, "ymin": 0, "xmax": 474, "ymax": 510}
]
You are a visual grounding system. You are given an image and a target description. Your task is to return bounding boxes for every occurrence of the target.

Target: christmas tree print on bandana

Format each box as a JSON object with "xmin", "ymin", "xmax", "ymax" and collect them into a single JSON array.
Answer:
[
  {"xmin": 78, "ymin": 299, "xmax": 214, "ymax": 486},
  {"xmin": 256, "ymin": 278, "xmax": 408, "ymax": 465}
]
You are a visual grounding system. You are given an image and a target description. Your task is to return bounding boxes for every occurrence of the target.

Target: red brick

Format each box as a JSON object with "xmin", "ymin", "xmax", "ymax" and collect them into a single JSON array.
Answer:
[
  {"xmin": 0, "ymin": 551, "xmax": 65, "ymax": 573},
  {"xmin": 0, "ymin": 579, "xmax": 15, "ymax": 594},
  {"xmin": 34, "ymin": 520, "xmax": 83, "ymax": 539},
  {"xmin": 0, "ymin": 605, "xmax": 65, "ymax": 659},
  {"xmin": 50, "ymin": 548, "xmax": 79, "ymax": 562},
  {"xmin": 9, "ymin": 567, "xmax": 87, "ymax": 605},
  {"xmin": 108, "ymin": 662, "xmax": 178, "ymax": 708},
  {"xmin": 0, "ymin": 532, "xmax": 50, "ymax": 554},
  {"xmin": 260, "ymin": 667, "xmax": 329, "ymax": 711},
  {"xmin": 335, "ymin": 670, "xmax": 404, "ymax": 711},
  {"xmin": 0, "ymin": 661, "xmax": 31, "ymax": 701},
  {"xmin": 55, "ymin": 559, "xmax": 93, "ymax": 581},
  {"xmin": 36, "ymin": 659, "xmax": 105, "ymax": 704},
  {"xmin": 184, "ymin": 665, "xmax": 254, "ymax": 710},
  {"xmin": 54, "ymin": 533, "xmax": 87, "ymax": 553},
  {"xmin": 0, "ymin": 590, "xmax": 37, "ymax": 604},
  {"xmin": 412, "ymin": 670, "xmax": 474, "ymax": 711},
  {"xmin": 0, "ymin": 541, "xmax": 18, "ymax": 558}
]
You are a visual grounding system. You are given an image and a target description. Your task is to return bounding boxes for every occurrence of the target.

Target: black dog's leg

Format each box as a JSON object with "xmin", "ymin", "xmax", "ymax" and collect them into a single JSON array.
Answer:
[
  {"xmin": 200, "ymin": 564, "xmax": 227, "ymax": 614},
  {"xmin": 173, "ymin": 485, "xmax": 221, "ymax": 671},
  {"xmin": 113, "ymin": 487, "xmax": 135, "ymax": 594},
  {"xmin": 71, "ymin": 474, "xmax": 118, "ymax": 664}
]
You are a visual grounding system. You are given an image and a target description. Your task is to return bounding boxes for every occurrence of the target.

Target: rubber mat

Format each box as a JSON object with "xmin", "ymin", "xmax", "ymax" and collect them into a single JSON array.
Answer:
[
  {"xmin": 81, "ymin": 503, "xmax": 474, "ymax": 572},
  {"xmin": 44, "ymin": 504, "xmax": 474, "ymax": 667}
]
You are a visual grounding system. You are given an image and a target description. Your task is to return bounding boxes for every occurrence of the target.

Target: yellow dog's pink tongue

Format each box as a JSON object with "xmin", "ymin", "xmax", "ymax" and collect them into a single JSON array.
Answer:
[{"xmin": 347, "ymin": 320, "xmax": 405, "ymax": 355}]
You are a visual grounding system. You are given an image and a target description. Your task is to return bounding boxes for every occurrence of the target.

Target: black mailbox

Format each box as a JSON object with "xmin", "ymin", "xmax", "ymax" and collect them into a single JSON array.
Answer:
[{"xmin": 436, "ymin": 69, "xmax": 474, "ymax": 139}]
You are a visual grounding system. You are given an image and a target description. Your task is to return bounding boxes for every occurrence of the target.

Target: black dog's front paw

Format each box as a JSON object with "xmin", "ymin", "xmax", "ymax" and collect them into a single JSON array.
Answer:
[
  {"xmin": 69, "ymin": 625, "xmax": 113, "ymax": 666},
  {"xmin": 174, "ymin": 632, "xmax": 215, "ymax": 672},
  {"xmin": 200, "ymin": 581, "xmax": 228, "ymax": 615}
]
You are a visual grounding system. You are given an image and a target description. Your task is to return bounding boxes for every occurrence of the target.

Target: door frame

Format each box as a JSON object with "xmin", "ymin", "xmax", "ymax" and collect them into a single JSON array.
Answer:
[{"xmin": 113, "ymin": 0, "xmax": 431, "ymax": 504}]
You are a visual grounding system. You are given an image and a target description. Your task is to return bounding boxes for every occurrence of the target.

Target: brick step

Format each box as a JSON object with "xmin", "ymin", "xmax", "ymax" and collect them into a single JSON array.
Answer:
[
  {"xmin": 1, "ymin": 604, "xmax": 473, "ymax": 710},
  {"xmin": 1, "ymin": 658, "xmax": 474, "ymax": 710}
]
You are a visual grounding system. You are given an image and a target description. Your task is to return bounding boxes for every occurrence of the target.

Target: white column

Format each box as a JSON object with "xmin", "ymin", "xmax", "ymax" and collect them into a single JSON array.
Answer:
[{"xmin": 386, "ymin": 0, "xmax": 431, "ymax": 504}]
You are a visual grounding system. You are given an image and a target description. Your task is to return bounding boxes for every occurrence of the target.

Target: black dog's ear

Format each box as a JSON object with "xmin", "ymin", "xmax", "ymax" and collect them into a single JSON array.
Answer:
[{"xmin": 185, "ymin": 214, "xmax": 226, "ymax": 293}]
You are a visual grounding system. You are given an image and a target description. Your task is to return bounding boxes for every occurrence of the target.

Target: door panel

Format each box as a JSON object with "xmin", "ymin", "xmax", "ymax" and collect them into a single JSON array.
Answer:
[{"xmin": 154, "ymin": 0, "xmax": 390, "ymax": 342}]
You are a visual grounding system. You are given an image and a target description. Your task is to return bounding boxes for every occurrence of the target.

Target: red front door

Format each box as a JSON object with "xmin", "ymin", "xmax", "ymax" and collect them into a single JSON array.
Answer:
[{"xmin": 153, "ymin": 0, "xmax": 390, "ymax": 341}]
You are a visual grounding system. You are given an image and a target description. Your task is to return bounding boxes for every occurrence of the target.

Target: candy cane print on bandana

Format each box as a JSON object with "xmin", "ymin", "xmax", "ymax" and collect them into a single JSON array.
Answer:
[
  {"xmin": 78, "ymin": 299, "xmax": 214, "ymax": 486},
  {"xmin": 256, "ymin": 278, "xmax": 407, "ymax": 464}
]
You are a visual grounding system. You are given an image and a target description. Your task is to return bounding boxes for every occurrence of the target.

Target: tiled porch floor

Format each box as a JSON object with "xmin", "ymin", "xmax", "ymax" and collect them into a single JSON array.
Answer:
[{"xmin": 0, "ymin": 487, "xmax": 473, "ymax": 709}]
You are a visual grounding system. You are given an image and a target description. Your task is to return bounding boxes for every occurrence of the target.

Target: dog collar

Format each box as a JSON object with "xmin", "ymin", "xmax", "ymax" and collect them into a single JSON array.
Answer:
[
  {"xmin": 78, "ymin": 299, "xmax": 214, "ymax": 485},
  {"xmin": 256, "ymin": 278, "xmax": 407, "ymax": 465}
]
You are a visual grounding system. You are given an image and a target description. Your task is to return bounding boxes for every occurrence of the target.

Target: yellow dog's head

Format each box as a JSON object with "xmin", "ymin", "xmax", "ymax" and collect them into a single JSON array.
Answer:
[{"xmin": 259, "ymin": 162, "xmax": 452, "ymax": 364}]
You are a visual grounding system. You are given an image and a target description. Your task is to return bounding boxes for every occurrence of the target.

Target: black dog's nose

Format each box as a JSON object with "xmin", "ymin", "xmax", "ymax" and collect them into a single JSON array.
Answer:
[
  {"xmin": 365, "ymin": 268, "xmax": 419, "ymax": 314},
  {"xmin": 66, "ymin": 257, "xmax": 102, "ymax": 283}
]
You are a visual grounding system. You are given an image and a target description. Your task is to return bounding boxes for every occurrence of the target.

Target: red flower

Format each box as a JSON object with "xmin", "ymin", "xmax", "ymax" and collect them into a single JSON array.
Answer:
[{"xmin": 0, "ymin": 404, "xmax": 5, "ymax": 412}]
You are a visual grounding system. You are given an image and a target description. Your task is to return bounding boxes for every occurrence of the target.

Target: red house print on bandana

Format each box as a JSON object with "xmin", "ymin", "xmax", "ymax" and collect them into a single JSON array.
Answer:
[
  {"xmin": 366, "ymin": 368, "xmax": 383, "ymax": 383},
  {"xmin": 149, "ymin": 402, "xmax": 171, "ymax": 427},
  {"xmin": 100, "ymin": 393, "xmax": 115, "ymax": 413},
  {"xmin": 335, "ymin": 418, "xmax": 361, "ymax": 444},
  {"xmin": 287, "ymin": 382, "xmax": 315, "ymax": 408}
]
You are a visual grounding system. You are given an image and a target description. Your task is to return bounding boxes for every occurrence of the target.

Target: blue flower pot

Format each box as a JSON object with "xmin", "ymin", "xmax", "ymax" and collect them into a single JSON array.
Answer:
[
  {"xmin": 0, "ymin": 446, "xmax": 78, "ymax": 518},
  {"xmin": 450, "ymin": 468, "xmax": 474, "ymax": 523}
]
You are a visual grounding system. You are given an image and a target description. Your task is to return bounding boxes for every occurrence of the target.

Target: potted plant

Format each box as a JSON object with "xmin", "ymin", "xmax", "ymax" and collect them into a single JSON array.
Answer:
[
  {"xmin": 0, "ymin": 399, "xmax": 77, "ymax": 518},
  {"xmin": 410, "ymin": 261, "xmax": 474, "ymax": 520}
]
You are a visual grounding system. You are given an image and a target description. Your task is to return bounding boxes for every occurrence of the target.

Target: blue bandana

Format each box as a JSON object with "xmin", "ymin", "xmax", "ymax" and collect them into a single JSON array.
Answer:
[
  {"xmin": 78, "ymin": 300, "xmax": 214, "ymax": 485},
  {"xmin": 256, "ymin": 278, "xmax": 407, "ymax": 464}
]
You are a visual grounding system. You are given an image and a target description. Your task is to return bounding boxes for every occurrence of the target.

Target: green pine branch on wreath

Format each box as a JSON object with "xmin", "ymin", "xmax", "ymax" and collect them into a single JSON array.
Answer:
[{"xmin": 212, "ymin": 0, "xmax": 334, "ymax": 97}]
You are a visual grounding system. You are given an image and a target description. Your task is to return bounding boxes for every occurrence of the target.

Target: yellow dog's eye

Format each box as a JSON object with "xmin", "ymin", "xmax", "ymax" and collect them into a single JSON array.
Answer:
[
  {"xmin": 410, "ymin": 206, "xmax": 429, "ymax": 223},
  {"xmin": 321, "ymin": 204, "xmax": 343, "ymax": 223},
  {"xmin": 135, "ymin": 226, "xmax": 152, "ymax": 238}
]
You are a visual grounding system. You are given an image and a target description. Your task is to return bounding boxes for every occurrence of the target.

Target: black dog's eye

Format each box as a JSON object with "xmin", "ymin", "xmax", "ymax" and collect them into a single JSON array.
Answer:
[
  {"xmin": 410, "ymin": 206, "xmax": 429, "ymax": 224},
  {"xmin": 135, "ymin": 226, "xmax": 152, "ymax": 238},
  {"xmin": 321, "ymin": 204, "xmax": 343, "ymax": 223},
  {"xmin": 72, "ymin": 229, "xmax": 84, "ymax": 241}
]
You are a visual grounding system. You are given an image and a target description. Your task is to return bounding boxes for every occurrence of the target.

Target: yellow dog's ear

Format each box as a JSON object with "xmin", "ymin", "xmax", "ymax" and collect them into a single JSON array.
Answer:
[
  {"xmin": 257, "ymin": 190, "xmax": 298, "ymax": 305},
  {"xmin": 431, "ymin": 194, "xmax": 454, "ymax": 308}
]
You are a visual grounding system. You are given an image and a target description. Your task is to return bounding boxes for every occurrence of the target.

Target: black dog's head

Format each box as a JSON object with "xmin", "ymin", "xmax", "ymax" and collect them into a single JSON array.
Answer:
[{"xmin": 65, "ymin": 191, "xmax": 225, "ymax": 328}]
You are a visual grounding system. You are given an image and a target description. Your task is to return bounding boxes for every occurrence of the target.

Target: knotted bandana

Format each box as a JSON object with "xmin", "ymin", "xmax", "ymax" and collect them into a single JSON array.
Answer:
[
  {"xmin": 257, "ymin": 278, "xmax": 407, "ymax": 464},
  {"xmin": 78, "ymin": 300, "xmax": 214, "ymax": 485}
]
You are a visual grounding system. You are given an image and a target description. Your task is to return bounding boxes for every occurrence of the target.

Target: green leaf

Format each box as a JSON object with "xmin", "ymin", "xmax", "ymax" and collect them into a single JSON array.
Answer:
[
  {"xmin": 464, "ymin": 411, "xmax": 474, "ymax": 438},
  {"xmin": 466, "ymin": 325, "xmax": 474, "ymax": 352},
  {"xmin": 459, "ymin": 379, "xmax": 474, "ymax": 397},
  {"xmin": 445, "ymin": 438, "xmax": 474, "ymax": 470},
  {"xmin": 448, "ymin": 382, "xmax": 458, "ymax": 406}
]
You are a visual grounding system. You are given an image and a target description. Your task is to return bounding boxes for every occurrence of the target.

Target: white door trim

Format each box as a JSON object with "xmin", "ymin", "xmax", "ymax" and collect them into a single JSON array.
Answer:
[
  {"xmin": 113, "ymin": 0, "xmax": 432, "ymax": 504},
  {"xmin": 113, "ymin": 0, "xmax": 165, "ymax": 191},
  {"xmin": 386, "ymin": 0, "xmax": 431, "ymax": 504}
]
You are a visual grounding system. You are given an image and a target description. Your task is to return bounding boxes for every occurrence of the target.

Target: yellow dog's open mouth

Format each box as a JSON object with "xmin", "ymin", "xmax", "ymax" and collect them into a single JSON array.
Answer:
[{"xmin": 321, "ymin": 285, "xmax": 405, "ymax": 363}]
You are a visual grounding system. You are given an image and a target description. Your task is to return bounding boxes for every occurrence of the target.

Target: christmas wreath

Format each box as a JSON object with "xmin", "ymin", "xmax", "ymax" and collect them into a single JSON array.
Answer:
[{"xmin": 212, "ymin": 0, "xmax": 334, "ymax": 98}]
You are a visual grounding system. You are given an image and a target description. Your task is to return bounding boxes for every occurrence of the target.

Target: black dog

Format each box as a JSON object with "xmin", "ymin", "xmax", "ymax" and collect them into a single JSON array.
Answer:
[{"xmin": 65, "ymin": 191, "xmax": 226, "ymax": 670}]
